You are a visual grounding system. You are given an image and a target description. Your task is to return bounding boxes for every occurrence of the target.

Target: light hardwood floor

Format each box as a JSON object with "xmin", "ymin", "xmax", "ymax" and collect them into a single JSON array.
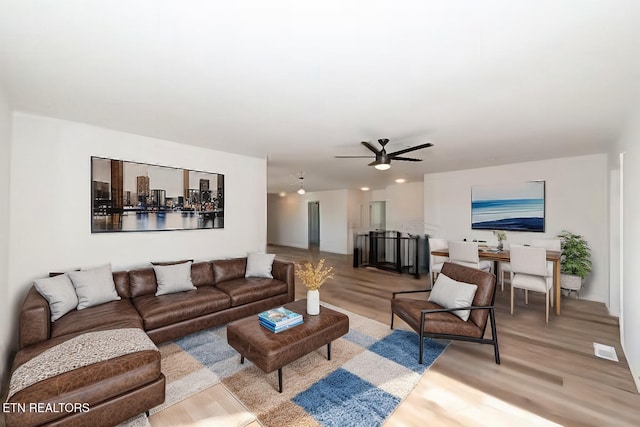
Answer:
[{"xmin": 151, "ymin": 245, "xmax": 640, "ymax": 427}]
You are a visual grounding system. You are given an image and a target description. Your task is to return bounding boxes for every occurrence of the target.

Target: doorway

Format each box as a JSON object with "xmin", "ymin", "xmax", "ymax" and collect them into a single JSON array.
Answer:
[
  {"xmin": 308, "ymin": 201, "xmax": 320, "ymax": 247},
  {"xmin": 369, "ymin": 201, "xmax": 386, "ymax": 230}
]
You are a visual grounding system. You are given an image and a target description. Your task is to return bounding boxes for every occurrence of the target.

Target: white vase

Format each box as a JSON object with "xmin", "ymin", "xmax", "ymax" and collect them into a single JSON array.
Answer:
[{"xmin": 307, "ymin": 289, "xmax": 320, "ymax": 315}]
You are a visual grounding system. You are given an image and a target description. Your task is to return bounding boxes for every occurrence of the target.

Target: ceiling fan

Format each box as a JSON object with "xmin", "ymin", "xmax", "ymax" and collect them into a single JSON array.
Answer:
[{"xmin": 335, "ymin": 139, "xmax": 434, "ymax": 170}]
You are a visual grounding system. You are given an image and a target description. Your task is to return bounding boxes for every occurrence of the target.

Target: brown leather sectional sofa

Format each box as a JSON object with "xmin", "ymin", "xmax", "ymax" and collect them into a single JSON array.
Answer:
[{"xmin": 6, "ymin": 257, "xmax": 295, "ymax": 427}]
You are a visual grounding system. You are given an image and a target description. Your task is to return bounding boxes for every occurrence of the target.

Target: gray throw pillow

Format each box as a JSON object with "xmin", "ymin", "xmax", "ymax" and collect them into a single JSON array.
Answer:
[
  {"xmin": 153, "ymin": 261, "xmax": 196, "ymax": 296},
  {"xmin": 428, "ymin": 274, "xmax": 478, "ymax": 321},
  {"xmin": 34, "ymin": 274, "xmax": 79, "ymax": 321},
  {"xmin": 245, "ymin": 252, "xmax": 276, "ymax": 278},
  {"xmin": 69, "ymin": 264, "xmax": 121, "ymax": 310}
]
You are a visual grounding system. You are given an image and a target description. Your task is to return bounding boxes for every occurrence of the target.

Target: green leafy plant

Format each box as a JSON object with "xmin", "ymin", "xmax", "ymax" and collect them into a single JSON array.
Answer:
[{"xmin": 557, "ymin": 230, "xmax": 592, "ymax": 280}]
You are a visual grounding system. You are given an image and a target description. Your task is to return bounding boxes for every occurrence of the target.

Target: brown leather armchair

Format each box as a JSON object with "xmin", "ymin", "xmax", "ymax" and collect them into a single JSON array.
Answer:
[{"xmin": 391, "ymin": 262, "xmax": 500, "ymax": 364}]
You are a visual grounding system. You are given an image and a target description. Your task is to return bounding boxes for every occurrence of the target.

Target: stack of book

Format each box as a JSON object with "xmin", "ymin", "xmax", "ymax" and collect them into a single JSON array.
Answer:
[{"xmin": 259, "ymin": 307, "xmax": 303, "ymax": 333}]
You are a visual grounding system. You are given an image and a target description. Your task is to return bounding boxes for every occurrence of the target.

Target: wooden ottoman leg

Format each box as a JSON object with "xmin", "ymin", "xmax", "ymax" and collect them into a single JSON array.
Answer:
[
  {"xmin": 278, "ymin": 368, "xmax": 283, "ymax": 393},
  {"xmin": 327, "ymin": 342, "xmax": 332, "ymax": 360}
]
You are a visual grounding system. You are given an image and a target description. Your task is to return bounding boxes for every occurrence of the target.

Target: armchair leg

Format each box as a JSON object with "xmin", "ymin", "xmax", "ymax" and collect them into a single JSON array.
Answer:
[
  {"xmin": 419, "ymin": 316, "xmax": 425, "ymax": 364},
  {"xmin": 489, "ymin": 309, "xmax": 500, "ymax": 364}
]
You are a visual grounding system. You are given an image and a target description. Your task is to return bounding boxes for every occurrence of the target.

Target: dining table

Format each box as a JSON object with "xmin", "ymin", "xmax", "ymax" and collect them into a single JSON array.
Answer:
[{"xmin": 430, "ymin": 247, "xmax": 563, "ymax": 315}]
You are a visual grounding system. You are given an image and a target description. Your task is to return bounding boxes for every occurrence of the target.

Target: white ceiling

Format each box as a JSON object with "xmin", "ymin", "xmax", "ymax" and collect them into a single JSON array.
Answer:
[{"xmin": 1, "ymin": 1, "xmax": 639, "ymax": 193}]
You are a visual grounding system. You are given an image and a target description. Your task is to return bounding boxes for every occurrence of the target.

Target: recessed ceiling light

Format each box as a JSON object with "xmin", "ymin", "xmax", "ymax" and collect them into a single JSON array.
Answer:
[
  {"xmin": 360, "ymin": 187, "xmax": 370, "ymax": 191},
  {"xmin": 395, "ymin": 178, "xmax": 406, "ymax": 183}
]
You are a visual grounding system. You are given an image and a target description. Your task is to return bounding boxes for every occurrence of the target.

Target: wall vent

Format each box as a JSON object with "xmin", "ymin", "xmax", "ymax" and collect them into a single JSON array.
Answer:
[{"xmin": 593, "ymin": 343, "xmax": 618, "ymax": 362}]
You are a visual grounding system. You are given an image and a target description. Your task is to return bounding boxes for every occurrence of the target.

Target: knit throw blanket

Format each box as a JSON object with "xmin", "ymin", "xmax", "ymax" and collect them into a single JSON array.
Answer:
[{"xmin": 7, "ymin": 328, "xmax": 158, "ymax": 401}]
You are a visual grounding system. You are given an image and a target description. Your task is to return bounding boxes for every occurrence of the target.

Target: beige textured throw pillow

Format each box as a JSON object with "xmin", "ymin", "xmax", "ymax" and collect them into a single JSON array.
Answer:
[
  {"xmin": 34, "ymin": 274, "xmax": 79, "ymax": 321},
  {"xmin": 245, "ymin": 252, "xmax": 276, "ymax": 278},
  {"xmin": 428, "ymin": 273, "xmax": 478, "ymax": 321},
  {"xmin": 153, "ymin": 261, "xmax": 196, "ymax": 296},
  {"xmin": 69, "ymin": 264, "xmax": 121, "ymax": 310}
]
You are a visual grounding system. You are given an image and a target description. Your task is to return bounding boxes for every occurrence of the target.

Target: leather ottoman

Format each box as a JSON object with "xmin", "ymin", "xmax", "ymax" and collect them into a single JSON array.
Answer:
[{"xmin": 227, "ymin": 299, "xmax": 349, "ymax": 392}]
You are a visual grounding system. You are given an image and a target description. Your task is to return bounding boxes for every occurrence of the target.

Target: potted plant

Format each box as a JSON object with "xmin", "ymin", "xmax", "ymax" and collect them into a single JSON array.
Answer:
[{"xmin": 557, "ymin": 230, "xmax": 592, "ymax": 295}]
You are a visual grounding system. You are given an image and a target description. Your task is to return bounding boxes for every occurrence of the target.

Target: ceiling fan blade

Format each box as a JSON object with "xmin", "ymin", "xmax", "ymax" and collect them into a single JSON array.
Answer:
[
  {"xmin": 361, "ymin": 141, "xmax": 381, "ymax": 155},
  {"xmin": 335, "ymin": 155, "xmax": 375, "ymax": 158},
  {"xmin": 392, "ymin": 157, "xmax": 423, "ymax": 162},
  {"xmin": 388, "ymin": 143, "xmax": 433, "ymax": 157}
]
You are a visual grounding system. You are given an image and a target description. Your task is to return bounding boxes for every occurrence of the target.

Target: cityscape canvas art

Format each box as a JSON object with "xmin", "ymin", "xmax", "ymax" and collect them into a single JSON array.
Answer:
[
  {"xmin": 471, "ymin": 181, "xmax": 545, "ymax": 232},
  {"xmin": 91, "ymin": 157, "xmax": 224, "ymax": 233}
]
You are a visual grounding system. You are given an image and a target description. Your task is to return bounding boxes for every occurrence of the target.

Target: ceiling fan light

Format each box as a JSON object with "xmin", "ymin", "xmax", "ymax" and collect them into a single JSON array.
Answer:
[
  {"xmin": 297, "ymin": 187, "xmax": 306, "ymax": 195},
  {"xmin": 374, "ymin": 163, "xmax": 391, "ymax": 171}
]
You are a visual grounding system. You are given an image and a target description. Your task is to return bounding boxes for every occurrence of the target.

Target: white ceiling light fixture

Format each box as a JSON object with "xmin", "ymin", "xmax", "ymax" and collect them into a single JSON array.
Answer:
[
  {"xmin": 374, "ymin": 161, "xmax": 391, "ymax": 171},
  {"xmin": 296, "ymin": 174, "xmax": 306, "ymax": 195},
  {"xmin": 395, "ymin": 178, "xmax": 406, "ymax": 183},
  {"xmin": 360, "ymin": 187, "xmax": 370, "ymax": 191}
]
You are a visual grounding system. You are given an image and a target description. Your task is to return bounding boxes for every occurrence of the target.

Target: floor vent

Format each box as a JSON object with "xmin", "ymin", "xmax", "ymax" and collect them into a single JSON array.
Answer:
[{"xmin": 593, "ymin": 343, "xmax": 619, "ymax": 362}]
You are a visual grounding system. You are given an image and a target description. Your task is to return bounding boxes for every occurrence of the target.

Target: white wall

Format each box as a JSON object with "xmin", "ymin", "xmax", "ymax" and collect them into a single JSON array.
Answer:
[
  {"xmin": 616, "ymin": 111, "xmax": 640, "ymax": 391},
  {"xmin": 267, "ymin": 189, "xmax": 351, "ymax": 254},
  {"xmin": 6, "ymin": 113, "xmax": 267, "ymax": 353},
  {"xmin": 384, "ymin": 181, "xmax": 425, "ymax": 235},
  {"xmin": 0, "ymin": 83, "xmax": 11, "ymax": 385},
  {"xmin": 424, "ymin": 154, "xmax": 609, "ymax": 304}
]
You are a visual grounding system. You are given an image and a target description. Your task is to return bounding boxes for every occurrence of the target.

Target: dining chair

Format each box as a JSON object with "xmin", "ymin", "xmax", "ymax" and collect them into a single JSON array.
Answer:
[
  {"xmin": 428, "ymin": 238, "xmax": 448, "ymax": 285},
  {"xmin": 510, "ymin": 245, "xmax": 553, "ymax": 323},
  {"xmin": 530, "ymin": 238, "xmax": 561, "ymax": 305},
  {"xmin": 499, "ymin": 240, "xmax": 511, "ymax": 291},
  {"xmin": 447, "ymin": 241, "xmax": 492, "ymax": 273}
]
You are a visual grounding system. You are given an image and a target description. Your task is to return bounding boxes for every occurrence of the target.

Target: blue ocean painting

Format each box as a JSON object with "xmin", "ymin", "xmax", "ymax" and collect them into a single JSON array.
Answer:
[{"xmin": 471, "ymin": 182, "xmax": 545, "ymax": 232}]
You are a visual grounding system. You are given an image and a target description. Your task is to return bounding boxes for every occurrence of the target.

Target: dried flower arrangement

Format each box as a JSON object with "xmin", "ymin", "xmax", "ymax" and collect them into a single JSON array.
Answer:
[{"xmin": 295, "ymin": 259, "xmax": 334, "ymax": 291}]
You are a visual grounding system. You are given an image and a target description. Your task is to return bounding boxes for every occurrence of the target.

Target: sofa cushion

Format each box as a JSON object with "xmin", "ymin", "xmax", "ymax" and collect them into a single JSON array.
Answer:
[
  {"xmin": 191, "ymin": 261, "xmax": 214, "ymax": 287},
  {"xmin": 51, "ymin": 299, "xmax": 143, "ymax": 339},
  {"xmin": 69, "ymin": 264, "xmax": 121, "ymax": 310},
  {"xmin": 129, "ymin": 267, "xmax": 158, "ymax": 298},
  {"xmin": 212, "ymin": 258, "xmax": 247, "ymax": 284},
  {"xmin": 132, "ymin": 287, "xmax": 231, "ymax": 331},
  {"xmin": 153, "ymin": 261, "xmax": 196, "ymax": 296},
  {"xmin": 391, "ymin": 298, "xmax": 484, "ymax": 338},
  {"xmin": 33, "ymin": 274, "xmax": 78, "ymax": 322},
  {"xmin": 113, "ymin": 270, "xmax": 131, "ymax": 299},
  {"xmin": 215, "ymin": 277, "xmax": 288, "ymax": 307}
]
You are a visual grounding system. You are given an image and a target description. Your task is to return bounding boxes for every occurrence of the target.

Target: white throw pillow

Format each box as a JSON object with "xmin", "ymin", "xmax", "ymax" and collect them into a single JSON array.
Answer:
[
  {"xmin": 69, "ymin": 264, "xmax": 121, "ymax": 310},
  {"xmin": 34, "ymin": 274, "xmax": 79, "ymax": 321},
  {"xmin": 428, "ymin": 274, "xmax": 478, "ymax": 321},
  {"xmin": 153, "ymin": 261, "xmax": 196, "ymax": 296},
  {"xmin": 245, "ymin": 252, "xmax": 276, "ymax": 278}
]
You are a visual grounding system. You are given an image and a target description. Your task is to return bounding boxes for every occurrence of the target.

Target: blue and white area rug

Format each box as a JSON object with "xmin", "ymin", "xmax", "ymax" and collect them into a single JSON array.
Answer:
[{"xmin": 129, "ymin": 303, "xmax": 448, "ymax": 427}]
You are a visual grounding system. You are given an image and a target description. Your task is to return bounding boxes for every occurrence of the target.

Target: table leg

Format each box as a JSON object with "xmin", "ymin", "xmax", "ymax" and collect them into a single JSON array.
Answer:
[
  {"xmin": 327, "ymin": 342, "xmax": 332, "ymax": 360},
  {"xmin": 555, "ymin": 259, "xmax": 561, "ymax": 315},
  {"xmin": 278, "ymin": 368, "xmax": 283, "ymax": 393}
]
